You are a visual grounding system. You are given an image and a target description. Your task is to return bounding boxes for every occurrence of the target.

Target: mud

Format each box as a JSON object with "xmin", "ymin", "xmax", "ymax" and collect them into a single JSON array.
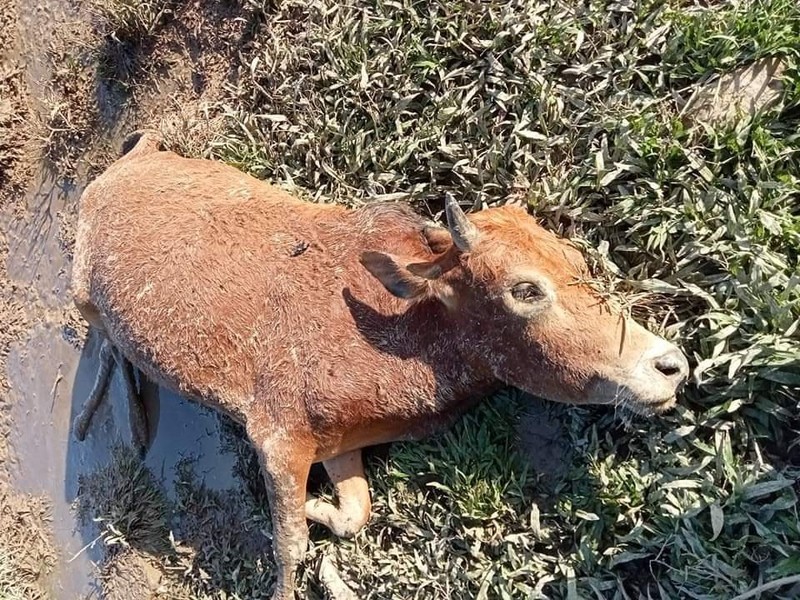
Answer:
[
  {"xmin": 0, "ymin": 490, "xmax": 56, "ymax": 599},
  {"xmin": 99, "ymin": 549, "xmax": 163, "ymax": 600},
  {"xmin": 6, "ymin": 320, "xmax": 241, "ymax": 598},
  {"xmin": 0, "ymin": 0, "xmax": 248, "ymax": 597},
  {"xmin": 6, "ymin": 166, "xmax": 76, "ymax": 308}
]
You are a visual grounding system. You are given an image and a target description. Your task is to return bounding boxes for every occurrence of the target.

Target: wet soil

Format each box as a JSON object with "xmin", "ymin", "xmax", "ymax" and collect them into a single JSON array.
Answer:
[
  {"xmin": 0, "ymin": 0, "xmax": 246, "ymax": 597},
  {"xmin": 7, "ymin": 323, "xmax": 241, "ymax": 598},
  {"xmin": 0, "ymin": 490, "xmax": 57, "ymax": 598}
]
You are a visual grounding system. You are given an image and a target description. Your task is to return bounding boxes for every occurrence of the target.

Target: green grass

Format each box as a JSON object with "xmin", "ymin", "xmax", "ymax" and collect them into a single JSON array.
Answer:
[
  {"xmin": 75, "ymin": 0, "xmax": 800, "ymax": 598},
  {"xmin": 76, "ymin": 445, "xmax": 171, "ymax": 553},
  {"xmin": 89, "ymin": 0, "xmax": 175, "ymax": 41},
  {"xmin": 212, "ymin": 0, "xmax": 800, "ymax": 596}
]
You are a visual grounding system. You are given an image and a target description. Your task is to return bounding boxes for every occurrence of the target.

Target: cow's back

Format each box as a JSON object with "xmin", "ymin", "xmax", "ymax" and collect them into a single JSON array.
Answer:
[{"xmin": 75, "ymin": 147, "xmax": 351, "ymax": 419}]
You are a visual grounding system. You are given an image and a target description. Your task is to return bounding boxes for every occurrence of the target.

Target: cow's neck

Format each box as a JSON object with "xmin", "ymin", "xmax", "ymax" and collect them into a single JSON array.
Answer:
[{"xmin": 394, "ymin": 299, "xmax": 500, "ymax": 406}]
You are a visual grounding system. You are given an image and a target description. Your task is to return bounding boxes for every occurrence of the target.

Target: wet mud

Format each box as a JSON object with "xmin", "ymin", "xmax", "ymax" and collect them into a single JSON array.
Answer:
[
  {"xmin": 1, "ymin": 2, "xmax": 246, "ymax": 596},
  {"xmin": 5, "ymin": 165, "xmax": 243, "ymax": 599}
]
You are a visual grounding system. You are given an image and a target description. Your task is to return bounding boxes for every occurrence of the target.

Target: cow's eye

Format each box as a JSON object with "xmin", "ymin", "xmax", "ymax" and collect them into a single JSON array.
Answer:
[{"xmin": 511, "ymin": 282, "xmax": 546, "ymax": 303}]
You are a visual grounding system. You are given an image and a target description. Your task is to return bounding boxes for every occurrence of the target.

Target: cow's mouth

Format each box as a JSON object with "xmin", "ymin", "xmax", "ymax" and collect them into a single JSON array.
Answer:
[
  {"xmin": 625, "ymin": 394, "xmax": 677, "ymax": 416},
  {"xmin": 581, "ymin": 370, "xmax": 687, "ymax": 416}
]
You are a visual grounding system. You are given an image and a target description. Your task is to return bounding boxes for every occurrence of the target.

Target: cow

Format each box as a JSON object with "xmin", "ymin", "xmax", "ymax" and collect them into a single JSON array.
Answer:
[{"xmin": 71, "ymin": 131, "xmax": 689, "ymax": 599}]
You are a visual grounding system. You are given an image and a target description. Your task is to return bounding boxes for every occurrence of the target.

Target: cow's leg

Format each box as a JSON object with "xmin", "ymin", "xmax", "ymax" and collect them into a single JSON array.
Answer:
[
  {"xmin": 72, "ymin": 332, "xmax": 148, "ymax": 455},
  {"xmin": 305, "ymin": 450, "xmax": 371, "ymax": 538},
  {"xmin": 73, "ymin": 292, "xmax": 113, "ymax": 441},
  {"xmin": 113, "ymin": 347, "xmax": 148, "ymax": 456},
  {"xmin": 249, "ymin": 426, "xmax": 314, "ymax": 600},
  {"xmin": 318, "ymin": 555, "xmax": 357, "ymax": 600},
  {"xmin": 305, "ymin": 451, "xmax": 368, "ymax": 599},
  {"xmin": 73, "ymin": 337, "xmax": 114, "ymax": 441},
  {"xmin": 73, "ymin": 291, "xmax": 104, "ymax": 331}
]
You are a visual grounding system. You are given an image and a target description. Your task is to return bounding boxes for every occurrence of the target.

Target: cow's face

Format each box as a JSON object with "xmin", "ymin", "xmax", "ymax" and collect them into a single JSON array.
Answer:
[{"xmin": 362, "ymin": 197, "xmax": 689, "ymax": 414}]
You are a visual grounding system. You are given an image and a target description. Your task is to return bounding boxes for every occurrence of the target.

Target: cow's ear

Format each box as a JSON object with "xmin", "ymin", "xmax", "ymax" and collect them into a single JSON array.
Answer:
[
  {"xmin": 360, "ymin": 251, "xmax": 427, "ymax": 300},
  {"xmin": 361, "ymin": 251, "xmax": 455, "ymax": 308},
  {"xmin": 422, "ymin": 225, "xmax": 453, "ymax": 254}
]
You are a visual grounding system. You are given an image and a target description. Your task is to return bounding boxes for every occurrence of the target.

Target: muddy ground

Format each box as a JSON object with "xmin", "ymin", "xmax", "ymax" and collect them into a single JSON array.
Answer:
[
  {"xmin": 0, "ymin": 1, "xmax": 571, "ymax": 598},
  {"xmin": 0, "ymin": 0, "xmax": 253, "ymax": 597}
]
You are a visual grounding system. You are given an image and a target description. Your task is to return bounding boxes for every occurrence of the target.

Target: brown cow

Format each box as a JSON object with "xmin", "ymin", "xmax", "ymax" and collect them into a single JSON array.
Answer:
[{"xmin": 71, "ymin": 131, "xmax": 689, "ymax": 599}]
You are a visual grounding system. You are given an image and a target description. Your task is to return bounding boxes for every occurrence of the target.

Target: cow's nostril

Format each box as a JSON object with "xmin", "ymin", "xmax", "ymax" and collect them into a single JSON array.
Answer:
[
  {"xmin": 653, "ymin": 351, "xmax": 688, "ymax": 382},
  {"xmin": 657, "ymin": 361, "xmax": 680, "ymax": 377}
]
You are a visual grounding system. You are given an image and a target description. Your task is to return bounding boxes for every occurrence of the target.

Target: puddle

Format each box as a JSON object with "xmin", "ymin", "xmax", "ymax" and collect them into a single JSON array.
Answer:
[
  {"xmin": 8, "ymin": 321, "xmax": 242, "ymax": 598},
  {"xmin": 8, "ymin": 326, "xmax": 109, "ymax": 599},
  {"xmin": 6, "ymin": 165, "xmax": 76, "ymax": 308},
  {"xmin": 4, "ymin": 114, "xmax": 242, "ymax": 600},
  {"xmin": 139, "ymin": 381, "xmax": 240, "ymax": 502}
]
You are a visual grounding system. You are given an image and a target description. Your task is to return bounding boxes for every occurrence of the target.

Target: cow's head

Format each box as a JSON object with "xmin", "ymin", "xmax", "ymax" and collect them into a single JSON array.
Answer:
[{"xmin": 361, "ymin": 195, "xmax": 689, "ymax": 414}]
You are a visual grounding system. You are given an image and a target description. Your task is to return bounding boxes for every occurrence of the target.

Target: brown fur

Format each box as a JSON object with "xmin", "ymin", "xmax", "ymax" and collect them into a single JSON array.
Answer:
[{"xmin": 72, "ymin": 132, "xmax": 688, "ymax": 599}]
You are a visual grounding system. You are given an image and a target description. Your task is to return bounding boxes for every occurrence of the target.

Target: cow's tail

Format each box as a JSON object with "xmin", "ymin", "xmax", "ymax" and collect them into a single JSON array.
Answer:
[{"xmin": 120, "ymin": 128, "xmax": 165, "ymax": 160}]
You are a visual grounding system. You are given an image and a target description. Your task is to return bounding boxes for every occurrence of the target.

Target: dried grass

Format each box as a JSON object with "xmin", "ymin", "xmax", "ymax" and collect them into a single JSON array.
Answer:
[{"xmin": 0, "ymin": 493, "xmax": 56, "ymax": 600}]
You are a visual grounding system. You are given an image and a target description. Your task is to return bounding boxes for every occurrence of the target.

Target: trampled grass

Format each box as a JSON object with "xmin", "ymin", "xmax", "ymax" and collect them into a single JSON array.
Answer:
[
  {"xmin": 0, "ymin": 493, "xmax": 55, "ymax": 600},
  {"xmin": 72, "ymin": 0, "xmax": 800, "ymax": 598}
]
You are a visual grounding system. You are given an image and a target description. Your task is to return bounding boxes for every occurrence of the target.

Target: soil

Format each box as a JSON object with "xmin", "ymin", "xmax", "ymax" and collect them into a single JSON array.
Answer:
[
  {"xmin": 0, "ymin": 490, "xmax": 57, "ymax": 598},
  {"xmin": 683, "ymin": 57, "xmax": 786, "ymax": 126},
  {"xmin": 99, "ymin": 549, "xmax": 164, "ymax": 600}
]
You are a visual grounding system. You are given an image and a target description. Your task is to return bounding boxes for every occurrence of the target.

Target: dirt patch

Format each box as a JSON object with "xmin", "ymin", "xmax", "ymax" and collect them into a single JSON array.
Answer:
[
  {"xmin": 0, "ymin": 6, "xmax": 52, "ymax": 600},
  {"xmin": 39, "ymin": 22, "xmax": 106, "ymax": 176},
  {"xmin": 0, "ymin": 0, "xmax": 32, "ymax": 485},
  {"xmin": 683, "ymin": 57, "xmax": 787, "ymax": 126},
  {"xmin": 83, "ymin": 0, "xmax": 248, "ymax": 157},
  {"xmin": 0, "ymin": 0, "xmax": 33, "ymax": 203},
  {"xmin": 0, "ymin": 231, "xmax": 28, "ymax": 482},
  {"xmin": 0, "ymin": 231, "xmax": 27, "ymax": 446}
]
